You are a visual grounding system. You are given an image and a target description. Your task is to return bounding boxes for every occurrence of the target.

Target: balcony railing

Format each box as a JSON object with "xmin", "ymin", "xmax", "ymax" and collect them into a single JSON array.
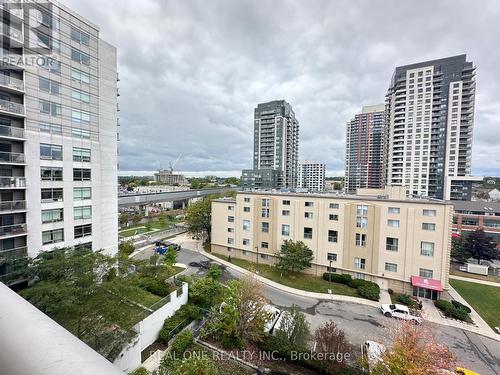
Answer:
[
  {"xmin": 0, "ymin": 99, "xmax": 24, "ymax": 115},
  {"xmin": 0, "ymin": 124, "xmax": 24, "ymax": 138},
  {"xmin": 0, "ymin": 223, "xmax": 27, "ymax": 237},
  {"xmin": 0, "ymin": 177, "xmax": 26, "ymax": 188},
  {"xmin": 0, "ymin": 151, "xmax": 25, "ymax": 164},
  {"xmin": 0, "ymin": 27, "xmax": 23, "ymax": 43},
  {"xmin": 0, "ymin": 200, "xmax": 26, "ymax": 211},
  {"xmin": 0, "ymin": 73, "xmax": 24, "ymax": 91},
  {"xmin": 0, "ymin": 246, "xmax": 27, "ymax": 261}
]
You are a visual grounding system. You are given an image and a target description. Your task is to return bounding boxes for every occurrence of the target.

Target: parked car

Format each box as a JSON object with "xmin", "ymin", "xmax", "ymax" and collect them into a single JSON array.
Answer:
[
  {"xmin": 380, "ymin": 303, "xmax": 423, "ymax": 324},
  {"xmin": 188, "ymin": 261, "xmax": 202, "ymax": 267},
  {"xmin": 455, "ymin": 367, "xmax": 479, "ymax": 375},
  {"xmin": 155, "ymin": 241, "xmax": 181, "ymax": 251}
]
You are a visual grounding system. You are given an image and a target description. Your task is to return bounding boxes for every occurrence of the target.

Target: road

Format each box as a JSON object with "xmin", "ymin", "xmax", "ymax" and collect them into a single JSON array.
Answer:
[{"xmin": 134, "ymin": 235, "xmax": 500, "ymax": 375}]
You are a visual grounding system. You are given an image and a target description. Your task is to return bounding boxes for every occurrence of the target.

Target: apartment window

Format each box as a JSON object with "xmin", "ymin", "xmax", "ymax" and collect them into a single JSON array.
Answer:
[
  {"xmin": 423, "ymin": 209, "xmax": 436, "ymax": 217},
  {"xmin": 242, "ymin": 239, "xmax": 250, "ymax": 246},
  {"xmin": 419, "ymin": 268, "xmax": 434, "ymax": 279},
  {"xmin": 329, "ymin": 214, "xmax": 338, "ymax": 221},
  {"xmin": 422, "ymin": 223, "xmax": 436, "ymax": 231},
  {"xmin": 227, "ymin": 216, "xmax": 234, "ymax": 223},
  {"xmin": 71, "ymin": 89, "xmax": 90, "ymax": 103},
  {"xmin": 41, "ymin": 188, "xmax": 63, "ymax": 202},
  {"xmin": 261, "ymin": 222, "xmax": 269, "ymax": 233},
  {"xmin": 328, "ymin": 230, "xmax": 338, "ymax": 243},
  {"xmin": 303, "ymin": 227, "xmax": 313, "ymax": 239},
  {"xmin": 244, "ymin": 197, "xmax": 250, "ymax": 202},
  {"xmin": 40, "ymin": 144, "xmax": 62, "ymax": 160},
  {"xmin": 354, "ymin": 272, "xmax": 365, "ymax": 280},
  {"xmin": 387, "ymin": 219, "xmax": 400, "ymax": 228},
  {"xmin": 329, "ymin": 203, "xmax": 339, "ymax": 209},
  {"xmin": 70, "ymin": 147, "xmax": 91, "ymax": 163},
  {"xmin": 74, "ymin": 206, "xmax": 92, "ymax": 220},
  {"xmin": 282, "ymin": 200, "xmax": 290, "ymax": 205},
  {"xmin": 420, "ymin": 241, "xmax": 435, "ymax": 257},
  {"xmin": 74, "ymin": 187, "xmax": 91, "ymax": 201},
  {"xmin": 304, "ymin": 212, "xmax": 313, "ymax": 219},
  {"xmin": 262, "ymin": 198, "xmax": 270, "ymax": 207},
  {"xmin": 327, "ymin": 253, "xmax": 337, "ymax": 262},
  {"xmin": 354, "ymin": 257, "xmax": 366, "ymax": 270},
  {"xmin": 42, "ymin": 228, "xmax": 64, "ymax": 245},
  {"xmin": 388, "ymin": 207, "xmax": 400, "ymax": 214},
  {"xmin": 227, "ymin": 238, "xmax": 234, "ymax": 245},
  {"xmin": 39, "ymin": 77, "xmax": 60, "ymax": 95},
  {"xmin": 74, "ymin": 224, "xmax": 92, "ymax": 238},
  {"xmin": 282, "ymin": 224, "xmax": 290, "ymax": 236},
  {"xmin": 40, "ymin": 123, "xmax": 62, "ymax": 135},
  {"xmin": 227, "ymin": 228, "xmax": 234, "ymax": 233},
  {"xmin": 42, "ymin": 208, "xmax": 63, "ymax": 223},
  {"xmin": 75, "ymin": 242, "xmax": 92, "ymax": 251},
  {"xmin": 70, "ymin": 27, "xmax": 90, "ymax": 45},
  {"xmin": 385, "ymin": 262, "xmax": 398, "ymax": 272},
  {"xmin": 227, "ymin": 205, "xmax": 234, "ymax": 211},
  {"xmin": 242, "ymin": 219, "xmax": 251, "ymax": 231},
  {"xmin": 71, "ymin": 48, "xmax": 90, "ymax": 65},
  {"xmin": 260, "ymin": 254, "xmax": 268, "ymax": 260},
  {"xmin": 386, "ymin": 237, "xmax": 399, "ymax": 251},
  {"xmin": 71, "ymin": 68, "xmax": 90, "ymax": 84},
  {"xmin": 356, "ymin": 204, "xmax": 368, "ymax": 216},
  {"xmin": 282, "ymin": 210, "xmax": 290, "ymax": 216},
  {"xmin": 261, "ymin": 208, "xmax": 270, "ymax": 218},
  {"xmin": 243, "ymin": 206, "xmax": 250, "ymax": 212},
  {"xmin": 73, "ymin": 168, "xmax": 91, "ymax": 181},
  {"xmin": 41, "ymin": 167, "xmax": 62, "ymax": 181},
  {"xmin": 305, "ymin": 201, "xmax": 314, "ymax": 207},
  {"xmin": 355, "ymin": 233, "xmax": 366, "ymax": 247},
  {"xmin": 72, "ymin": 128, "xmax": 91, "ymax": 139},
  {"xmin": 39, "ymin": 100, "xmax": 61, "ymax": 116},
  {"xmin": 261, "ymin": 241, "xmax": 268, "ymax": 249},
  {"xmin": 71, "ymin": 109, "xmax": 91, "ymax": 123},
  {"xmin": 356, "ymin": 216, "xmax": 368, "ymax": 228}
]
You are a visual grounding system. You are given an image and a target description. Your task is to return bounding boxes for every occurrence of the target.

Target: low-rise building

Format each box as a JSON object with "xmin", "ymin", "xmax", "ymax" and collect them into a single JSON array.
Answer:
[
  {"xmin": 211, "ymin": 186, "xmax": 453, "ymax": 299},
  {"xmin": 451, "ymin": 201, "xmax": 500, "ymax": 243},
  {"xmin": 153, "ymin": 169, "xmax": 188, "ymax": 186}
]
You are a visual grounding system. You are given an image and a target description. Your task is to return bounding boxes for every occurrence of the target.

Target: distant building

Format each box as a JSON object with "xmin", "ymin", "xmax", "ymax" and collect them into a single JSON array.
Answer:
[
  {"xmin": 297, "ymin": 160, "xmax": 325, "ymax": 192},
  {"xmin": 489, "ymin": 189, "xmax": 500, "ymax": 201},
  {"xmin": 153, "ymin": 170, "xmax": 188, "ymax": 186},
  {"xmin": 345, "ymin": 105, "xmax": 385, "ymax": 193},
  {"xmin": 241, "ymin": 100, "xmax": 299, "ymax": 190},
  {"xmin": 451, "ymin": 201, "xmax": 500, "ymax": 243}
]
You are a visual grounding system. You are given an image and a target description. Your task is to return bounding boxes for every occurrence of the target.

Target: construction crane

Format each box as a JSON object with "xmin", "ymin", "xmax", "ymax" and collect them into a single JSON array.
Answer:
[{"xmin": 169, "ymin": 153, "xmax": 182, "ymax": 173}]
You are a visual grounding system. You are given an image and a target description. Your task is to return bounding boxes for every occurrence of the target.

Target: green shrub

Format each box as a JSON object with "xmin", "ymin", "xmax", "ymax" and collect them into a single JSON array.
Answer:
[
  {"xmin": 169, "ymin": 330, "xmax": 193, "ymax": 357},
  {"xmin": 137, "ymin": 276, "xmax": 171, "ymax": 297},
  {"xmin": 348, "ymin": 278, "xmax": 370, "ymax": 289},
  {"xmin": 451, "ymin": 300, "xmax": 471, "ymax": 314},
  {"xmin": 451, "ymin": 307, "xmax": 470, "ymax": 321},
  {"xmin": 434, "ymin": 299, "xmax": 454, "ymax": 314},
  {"xmin": 222, "ymin": 333, "xmax": 245, "ymax": 350},
  {"xmin": 358, "ymin": 284, "xmax": 380, "ymax": 301},
  {"xmin": 131, "ymin": 367, "xmax": 148, "ymax": 375},
  {"xmin": 322, "ymin": 273, "xmax": 352, "ymax": 285},
  {"xmin": 159, "ymin": 304, "xmax": 201, "ymax": 344},
  {"xmin": 396, "ymin": 293, "xmax": 414, "ymax": 305}
]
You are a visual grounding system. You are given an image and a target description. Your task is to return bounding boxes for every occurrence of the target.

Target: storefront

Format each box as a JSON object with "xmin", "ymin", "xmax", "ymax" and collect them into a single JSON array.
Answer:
[{"xmin": 411, "ymin": 276, "xmax": 443, "ymax": 300}]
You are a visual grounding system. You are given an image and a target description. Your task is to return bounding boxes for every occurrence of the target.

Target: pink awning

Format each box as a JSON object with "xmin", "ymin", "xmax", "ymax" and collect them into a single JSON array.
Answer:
[{"xmin": 411, "ymin": 276, "xmax": 443, "ymax": 292}]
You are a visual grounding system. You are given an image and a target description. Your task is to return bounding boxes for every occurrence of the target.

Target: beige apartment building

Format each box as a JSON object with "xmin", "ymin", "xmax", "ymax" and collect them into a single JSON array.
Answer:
[{"xmin": 211, "ymin": 186, "xmax": 453, "ymax": 299}]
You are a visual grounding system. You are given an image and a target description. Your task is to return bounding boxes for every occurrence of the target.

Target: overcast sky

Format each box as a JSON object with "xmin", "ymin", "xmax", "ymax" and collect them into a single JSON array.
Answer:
[{"xmin": 63, "ymin": 0, "xmax": 500, "ymax": 177}]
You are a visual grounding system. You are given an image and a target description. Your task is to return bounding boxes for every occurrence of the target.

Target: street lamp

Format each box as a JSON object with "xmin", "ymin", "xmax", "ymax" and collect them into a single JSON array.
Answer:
[
  {"xmin": 328, "ymin": 259, "xmax": 333, "ymax": 294},
  {"xmin": 255, "ymin": 245, "xmax": 259, "ymax": 273}
]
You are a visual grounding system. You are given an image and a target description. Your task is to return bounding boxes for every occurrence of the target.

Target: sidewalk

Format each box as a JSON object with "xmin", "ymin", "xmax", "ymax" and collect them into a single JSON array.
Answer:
[{"xmin": 450, "ymin": 274, "xmax": 500, "ymax": 287}]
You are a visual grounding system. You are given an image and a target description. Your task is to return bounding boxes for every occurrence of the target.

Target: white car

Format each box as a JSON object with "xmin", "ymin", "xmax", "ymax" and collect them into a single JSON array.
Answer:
[{"xmin": 380, "ymin": 303, "xmax": 422, "ymax": 324}]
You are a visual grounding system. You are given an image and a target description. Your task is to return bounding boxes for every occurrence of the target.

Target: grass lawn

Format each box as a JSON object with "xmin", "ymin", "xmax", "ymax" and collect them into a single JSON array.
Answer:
[
  {"xmin": 119, "ymin": 219, "xmax": 181, "ymax": 238},
  {"xmin": 213, "ymin": 254, "xmax": 359, "ymax": 297},
  {"xmin": 449, "ymin": 279, "xmax": 500, "ymax": 329},
  {"xmin": 450, "ymin": 269, "xmax": 500, "ymax": 283}
]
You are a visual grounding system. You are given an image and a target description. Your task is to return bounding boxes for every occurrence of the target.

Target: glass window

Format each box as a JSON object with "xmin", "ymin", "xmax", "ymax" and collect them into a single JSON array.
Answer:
[
  {"xmin": 40, "ymin": 123, "xmax": 62, "ymax": 135},
  {"xmin": 73, "ymin": 187, "xmax": 91, "ymax": 200},
  {"xmin": 422, "ymin": 223, "xmax": 436, "ymax": 231},
  {"xmin": 304, "ymin": 212, "xmax": 313, "ymax": 219},
  {"xmin": 71, "ymin": 109, "xmax": 91, "ymax": 123},
  {"xmin": 41, "ymin": 188, "xmax": 63, "ymax": 202},
  {"xmin": 41, "ymin": 167, "xmax": 62, "ymax": 181},
  {"xmin": 72, "ymin": 128, "xmax": 91, "ymax": 139},
  {"xmin": 71, "ymin": 89, "xmax": 90, "ymax": 103},
  {"xmin": 39, "ymin": 100, "xmax": 61, "ymax": 116},
  {"xmin": 243, "ymin": 197, "xmax": 250, "ymax": 202},
  {"xmin": 328, "ymin": 230, "xmax": 338, "ymax": 243},
  {"xmin": 420, "ymin": 241, "xmax": 434, "ymax": 257},
  {"xmin": 73, "ymin": 147, "xmax": 91, "ymax": 162},
  {"xmin": 387, "ymin": 219, "xmax": 400, "ymax": 228},
  {"xmin": 70, "ymin": 27, "xmax": 90, "ymax": 46},
  {"xmin": 262, "ymin": 198, "xmax": 270, "ymax": 207},
  {"xmin": 386, "ymin": 237, "xmax": 398, "ymax": 251},
  {"xmin": 227, "ymin": 205, "xmax": 234, "ymax": 211},
  {"xmin": 355, "ymin": 233, "xmax": 366, "ymax": 246},
  {"xmin": 74, "ymin": 206, "xmax": 92, "ymax": 220},
  {"xmin": 261, "ymin": 208, "xmax": 269, "ymax": 218},
  {"xmin": 242, "ymin": 239, "xmax": 250, "ymax": 246},
  {"xmin": 354, "ymin": 257, "xmax": 366, "ymax": 270},
  {"xmin": 243, "ymin": 206, "xmax": 250, "ymax": 212},
  {"xmin": 227, "ymin": 238, "xmax": 234, "ymax": 244},
  {"xmin": 305, "ymin": 201, "xmax": 314, "ymax": 207},
  {"xmin": 39, "ymin": 77, "xmax": 60, "ymax": 95},
  {"xmin": 73, "ymin": 168, "xmax": 91, "ymax": 181},
  {"xmin": 42, "ymin": 228, "xmax": 64, "ymax": 245},
  {"xmin": 71, "ymin": 68, "xmax": 90, "ymax": 84},
  {"xmin": 42, "ymin": 208, "xmax": 63, "ymax": 223},
  {"xmin": 388, "ymin": 207, "xmax": 400, "ymax": 214},
  {"xmin": 40, "ymin": 144, "xmax": 62, "ymax": 160},
  {"xmin": 74, "ymin": 224, "xmax": 92, "ymax": 238},
  {"xmin": 419, "ymin": 268, "xmax": 434, "ymax": 278},
  {"xmin": 261, "ymin": 222, "xmax": 269, "ymax": 233},
  {"xmin": 329, "ymin": 203, "xmax": 339, "ymax": 209},
  {"xmin": 282, "ymin": 200, "xmax": 290, "ymax": 205},
  {"xmin": 261, "ymin": 241, "xmax": 268, "ymax": 249},
  {"xmin": 327, "ymin": 253, "xmax": 337, "ymax": 262},
  {"xmin": 303, "ymin": 227, "xmax": 313, "ymax": 239},
  {"xmin": 356, "ymin": 204, "xmax": 368, "ymax": 216},
  {"xmin": 281, "ymin": 224, "xmax": 290, "ymax": 236},
  {"xmin": 71, "ymin": 48, "xmax": 90, "ymax": 65},
  {"xmin": 242, "ymin": 219, "xmax": 250, "ymax": 231},
  {"xmin": 356, "ymin": 216, "xmax": 368, "ymax": 228},
  {"xmin": 282, "ymin": 210, "xmax": 290, "ymax": 216},
  {"xmin": 423, "ymin": 209, "xmax": 436, "ymax": 217},
  {"xmin": 329, "ymin": 214, "xmax": 338, "ymax": 221},
  {"xmin": 227, "ymin": 216, "xmax": 234, "ymax": 223},
  {"xmin": 385, "ymin": 263, "xmax": 398, "ymax": 272}
]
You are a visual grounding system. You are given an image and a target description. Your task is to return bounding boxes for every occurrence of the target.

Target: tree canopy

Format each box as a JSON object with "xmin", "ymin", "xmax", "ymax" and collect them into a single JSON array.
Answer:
[
  {"xmin": 452, "ymin": 229, "xmax": 498, "ymax": 264},
  {"xmin": 276, "ymin": 239, "xmax": 314, "ymax": 273}
]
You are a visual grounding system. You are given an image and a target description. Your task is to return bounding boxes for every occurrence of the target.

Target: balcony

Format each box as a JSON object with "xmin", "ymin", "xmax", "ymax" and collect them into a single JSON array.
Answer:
[
  {"xmin": 0, "ymin": 124, "xmax": 24, "ymax": 139},
  {"xmin": 0, "ymin": 246, "xmax": 27, "ymax": 261},
  {"xmin": 0, "ymin": 176, "xmax": 26, "ymax": 189},
  {"xmin": 0, "ymin": 151, "xmax": 25, "ymax": 164},
  {"xmin": 0, "ymin": 99, "xmax": 25, "ymax": 117},
  {"xmin": 0, "ymin": 73, "xmax": 24, "ymax": 93},
  {"xmin": 0, "ymin": 200, "xmax": 26, "ymax": 212},
  {"xmin": 0, "ymin": 27, "xmax": 23, "ymax": 46},
  {"xmin": 0, "ymin": 223, "xmax": 26, "ymax": 238}
]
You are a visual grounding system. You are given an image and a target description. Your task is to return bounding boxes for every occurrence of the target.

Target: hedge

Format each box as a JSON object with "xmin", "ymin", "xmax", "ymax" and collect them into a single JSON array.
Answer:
[
  {"xmin": 159, "ymin": 304, "xmax": 201, "ymax": 344},
  {"xmin": 169, "ymin": 330, "xmax": 193, "ymax": 357},
  {"xmin": 452, "ymin": 300, "xmax": 471, "ymax": 314},
  {"xmin": 322, "ymin": 273, "xmax": 353, "ymax": 285},
  {"xmin": 137, "ymin": 276, "xmax": 171, "ymax": 297},
  {"xmin": 322, "ymin": 273, "xmax": 380, "ymax": 301},
  {"xmin": 358, "ymin": 283, "xmax": 380, "ymax": 301},
  {"xmin": 434, "ymin": 299, "xmax": 471, "ymax": 322}
]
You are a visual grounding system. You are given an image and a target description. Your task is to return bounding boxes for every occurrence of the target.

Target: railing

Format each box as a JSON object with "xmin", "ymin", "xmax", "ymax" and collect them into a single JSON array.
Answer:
[
  {"xmin": 0, "ymin": 27, "xmax": 23, "ymax": 43},
  {"xmin": 0, "ymin": 151, "xmax": 25, "ymax": 164},
  {"xmin": 0, "ymin": 200, "xmax": 26, "ymax": 211},
  {"xmin": 0, "ymin": 246, "xmax": 27, "ymax": 260},
  {"xmin": 0, "ymin": 74, "xmax": 24, "ymax": 91},
  {"xmin": 0, "ymin": 223, "xmax": 26, "ymax": 237},
  {"xmin": 0, "ymin": 99, "xmax": 24, "ymax": 115},
  {"xmin": 0, "ymin": 124, "xmax": 24, "ymax": 138},
  {"xmin": 0, "ymin": 177, "xmax": 26, "ymax": 188}
]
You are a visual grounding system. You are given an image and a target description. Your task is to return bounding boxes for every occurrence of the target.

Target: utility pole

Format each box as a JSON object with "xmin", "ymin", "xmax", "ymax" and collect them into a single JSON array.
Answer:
[{"xmin": 255, "ymin": 245, "xmax": 259, "ymax": 273}]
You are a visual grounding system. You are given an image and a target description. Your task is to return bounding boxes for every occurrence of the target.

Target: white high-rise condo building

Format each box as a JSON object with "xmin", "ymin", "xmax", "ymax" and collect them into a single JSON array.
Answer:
[
  {"xmin": 385, "ymin": 55, "xmax": 478, "ymax": 200},
  {"xmin": 297, "ymin": 160, "xmax": 325, "ymax": 192},
  {"xmin": 0, "ymin": 0, "xmax": 118, "ymax": 287}
]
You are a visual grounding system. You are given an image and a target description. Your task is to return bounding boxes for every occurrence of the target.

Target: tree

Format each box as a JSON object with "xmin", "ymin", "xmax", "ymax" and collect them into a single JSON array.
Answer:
[
  {"xmin": 207, "ymin": 264, "xmax": 222, "ymax": 281},
  {"xmin": 188, "ymin": 276, "xmax": 224, "ymax": 309},
  {"xmin": 118, "ymin": 241, "xmax": 135, "ymax": 257},
  {"xmin": 119, "ymin": 212, "xmax": 128, "ymax": 227},
  {"xmin": 131, "ymin": 213, "xmax": 143, "ymax": 225},
  {"xmin": 276, "ymin": 239, "xmax": 314, "ymax": 273},
  {"xmin": 185, "ymin": 195, "xmax": 217, "ymax": 241},
  {"xmin": 163, "ymin": 246, "xmax": 178, "ymax": 267},
  {"xmin": 451, "ymin": 235, "xmax": 469, "ymax": 262},
  {"xmin": 371, "ymin": 321, "xmax": 455, "ymax": 375},
  {"xmin": 314, "ymin": 321, "xmax": 351, "ymax": 372},
  {"xmin": 463, "ymin": 229, "xmax": 498, "ymax": 264}
]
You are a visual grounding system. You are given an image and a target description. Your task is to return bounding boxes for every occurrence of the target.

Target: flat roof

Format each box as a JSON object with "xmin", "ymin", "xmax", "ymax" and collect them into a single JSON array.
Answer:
[{"xmin": 450, "ymin": 200, "xmax": 500, "ymax": 213}]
